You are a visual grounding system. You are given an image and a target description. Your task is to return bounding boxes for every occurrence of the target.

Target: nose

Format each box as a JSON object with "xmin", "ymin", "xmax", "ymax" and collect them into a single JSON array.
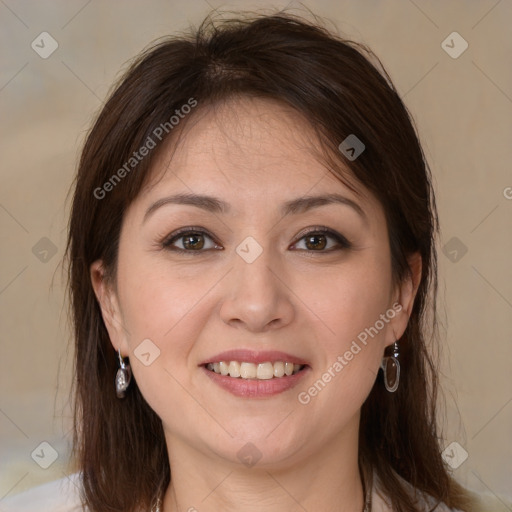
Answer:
[{"xmin": 219, "ymin": 246, "xmax": 295, "ymax": 333}]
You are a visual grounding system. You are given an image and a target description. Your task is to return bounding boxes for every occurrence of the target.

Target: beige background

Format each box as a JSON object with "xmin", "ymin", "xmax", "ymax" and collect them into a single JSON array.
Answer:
[{"xmin": 1, "ymin": 0, "xmax": 511, "ymax": 505}]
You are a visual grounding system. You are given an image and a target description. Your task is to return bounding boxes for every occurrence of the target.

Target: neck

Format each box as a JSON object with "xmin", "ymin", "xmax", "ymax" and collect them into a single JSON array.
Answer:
[{"xmin": 161, "ymin": 420, "xmax": 366, "ymax": 512}]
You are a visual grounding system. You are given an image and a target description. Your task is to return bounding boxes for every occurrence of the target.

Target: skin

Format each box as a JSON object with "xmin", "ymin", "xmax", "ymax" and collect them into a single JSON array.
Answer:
[{"xmin": 91, "ymin": 96, "xmax": 422, "ymax": 512}]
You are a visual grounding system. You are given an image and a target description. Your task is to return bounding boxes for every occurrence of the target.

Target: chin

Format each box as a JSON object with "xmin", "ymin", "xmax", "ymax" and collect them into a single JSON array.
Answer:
[{"xmin": 205, "ymin": 423, "xmax": 304, "ymax": 469}]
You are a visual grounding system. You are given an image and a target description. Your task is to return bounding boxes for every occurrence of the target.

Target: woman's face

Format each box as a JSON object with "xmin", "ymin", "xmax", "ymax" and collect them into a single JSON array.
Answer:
[{"xmin": 92, "ymin": 97, "xmax": 418, "ymax": 469}]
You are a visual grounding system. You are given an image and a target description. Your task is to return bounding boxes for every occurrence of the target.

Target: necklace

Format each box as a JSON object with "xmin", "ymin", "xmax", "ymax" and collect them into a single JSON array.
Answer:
[{"xmin": 150, "ymin": 478, "xmax": 372, "ymax": 512}]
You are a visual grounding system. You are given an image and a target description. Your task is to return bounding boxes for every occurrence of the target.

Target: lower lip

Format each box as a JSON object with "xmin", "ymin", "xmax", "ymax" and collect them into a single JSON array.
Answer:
[{"xmin": 201, "ymin": 366, "xmax": 309, "ymax": 398}]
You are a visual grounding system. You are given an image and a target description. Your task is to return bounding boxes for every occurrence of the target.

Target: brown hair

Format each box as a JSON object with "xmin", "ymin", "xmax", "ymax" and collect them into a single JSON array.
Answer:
[{"xmin": 66, "ymin": 8, "xmax": 475, "ymax": 512}]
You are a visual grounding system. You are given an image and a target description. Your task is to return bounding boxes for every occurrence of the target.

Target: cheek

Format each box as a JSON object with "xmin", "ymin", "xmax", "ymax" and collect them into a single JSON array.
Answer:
[
  {"xmin": 115, "ymin": 259, "xmax": 210, "ymax": 421},
  {"xmin": 117, "ymin": 255, "xmax": 203, "ymax": 341},
  {"xmin": 294, "ymin": 252, "xmax": 393, "ymax": 413},
  {"xmin": 114, "ymin": 258, "xmax": 205, "ymax": 406},
  {"xmin": 309, "ymin": 254, "xmax": 393, "ymax": 354},
  {"xmin": 116, "ymin": 254, "xmax": 225, "ymax": 387}
]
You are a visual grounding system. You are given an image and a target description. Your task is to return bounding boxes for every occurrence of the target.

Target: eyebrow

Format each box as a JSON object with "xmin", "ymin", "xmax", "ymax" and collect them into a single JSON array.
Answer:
[{"xmin": 143, "ymin": 192, "xmax": 368, "ymax": 224}]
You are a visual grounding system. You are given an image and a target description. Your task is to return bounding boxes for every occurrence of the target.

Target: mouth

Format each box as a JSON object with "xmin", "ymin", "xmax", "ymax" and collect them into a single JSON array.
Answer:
[{"xmin": 199, "ymin": 350, "xmax": 310, "ymax": 398}]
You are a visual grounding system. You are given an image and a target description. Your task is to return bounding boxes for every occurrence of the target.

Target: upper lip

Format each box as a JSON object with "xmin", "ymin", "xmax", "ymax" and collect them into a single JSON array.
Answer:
[{"xmin": 199, "ymin": 349, "xmax": 310, "ymax": 366}]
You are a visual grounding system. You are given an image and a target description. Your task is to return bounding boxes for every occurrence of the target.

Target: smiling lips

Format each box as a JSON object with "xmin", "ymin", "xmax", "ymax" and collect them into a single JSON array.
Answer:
[{"xmin": 200, "ymin": 349, "xmax": 310, "ymax": 398}]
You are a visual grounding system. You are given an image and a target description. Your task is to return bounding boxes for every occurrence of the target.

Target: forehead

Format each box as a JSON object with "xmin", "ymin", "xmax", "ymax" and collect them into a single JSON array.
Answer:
[
  {"xmin": 149, "ymin": 97, "xmax": 327, "ymax": 184},
  {"xmin": 178, "ymin": 96, "xmax": 321, "ymax": 156},
  {"xmin": 138, "ymin": 96, "xmax": 377, "ymax": 215}
]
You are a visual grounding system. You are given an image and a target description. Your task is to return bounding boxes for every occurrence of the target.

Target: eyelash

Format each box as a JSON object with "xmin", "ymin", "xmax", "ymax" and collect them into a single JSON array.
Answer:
[{"xmin": 161, "ymin": 226, "xmax": 352, "ymax": 255}]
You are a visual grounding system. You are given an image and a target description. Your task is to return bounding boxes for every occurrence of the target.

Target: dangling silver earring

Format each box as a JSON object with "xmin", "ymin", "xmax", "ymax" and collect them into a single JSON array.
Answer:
[
  {"xmin": 115, "ymin": 349, "xmax": 131, "ymax": 398},
  {"xmin": 380, "ymin": 341, "xmax": 400, "ymax": 393}
]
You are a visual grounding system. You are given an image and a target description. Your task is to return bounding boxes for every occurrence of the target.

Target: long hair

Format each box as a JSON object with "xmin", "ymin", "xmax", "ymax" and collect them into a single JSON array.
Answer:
[{"xmin": 65, "ymin": 9, "xmax": 475, "ymax": 511}]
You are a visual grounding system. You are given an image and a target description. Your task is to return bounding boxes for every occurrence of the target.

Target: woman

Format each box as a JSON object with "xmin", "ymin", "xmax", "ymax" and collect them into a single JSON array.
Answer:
[{"xmin": 3, "ymin": 8, "xmax": 507, "ymax": 512}]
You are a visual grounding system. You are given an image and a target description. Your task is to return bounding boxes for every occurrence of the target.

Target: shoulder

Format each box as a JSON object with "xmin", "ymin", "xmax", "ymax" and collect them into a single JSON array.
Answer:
[{"xmin": 0, "ymin": 473, "xmax": 84, "ymax": 512}]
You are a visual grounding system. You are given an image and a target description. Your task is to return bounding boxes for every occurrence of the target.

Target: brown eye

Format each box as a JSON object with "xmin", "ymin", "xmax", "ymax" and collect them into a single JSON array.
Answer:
[
  {"xmin": 305, "ymin": 234, "xmax": 327, "ymax": 250},
  {"xmin": 292, "ymin": 228, "xmax": 351, "ymax": 252},
  {"xmin": 182, "ymin": 233, "xmax": 205, "ymax": 250},
  {"xmin": 162, "ymin": 228, "xmax": 221, "ymax": 252}
]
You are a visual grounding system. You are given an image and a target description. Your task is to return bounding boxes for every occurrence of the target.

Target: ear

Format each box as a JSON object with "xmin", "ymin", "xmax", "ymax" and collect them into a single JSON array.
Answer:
[
  {"xmin": 386, "ymin": 251, "xmax": 422, "ymax": 345},
  {"xmin": 90, "ymin": 260, "xmax": 129, "ymax": 354}
]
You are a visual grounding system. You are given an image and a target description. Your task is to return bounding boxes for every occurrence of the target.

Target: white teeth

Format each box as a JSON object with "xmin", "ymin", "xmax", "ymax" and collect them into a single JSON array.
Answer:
[
  {"xmin": 273, "ymin": 361, "xmax": 285, "ymax": 377},
  {"xmin": 228, "ymin": 361, "xmax": 240, "ymax": 378},
  {"xmin": 206, "ymin": 360, "xmax": 304, "ymax": 379},
  {"xmin": 240, "ymin": 362, "xmax": 257, "ymax": 379},
  {"xmin": 256, "ymin": 362, "xmax": 274, "ymax": 380},
  {"xmin": 219, "ymin": 361, "xmax": 229, "ymax": 376}
]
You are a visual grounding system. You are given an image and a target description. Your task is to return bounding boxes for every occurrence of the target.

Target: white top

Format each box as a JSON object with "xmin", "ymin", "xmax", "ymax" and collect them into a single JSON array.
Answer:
[{"xmin": 1, "ymin": 472, "xmax": 509, "ymax": 511}]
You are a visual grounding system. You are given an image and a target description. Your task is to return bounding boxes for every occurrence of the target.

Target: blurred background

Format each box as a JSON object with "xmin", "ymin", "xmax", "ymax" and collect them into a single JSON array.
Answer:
[{"xmin": 1, "ymin": 0, "xmax": 511, "ymax": 505}]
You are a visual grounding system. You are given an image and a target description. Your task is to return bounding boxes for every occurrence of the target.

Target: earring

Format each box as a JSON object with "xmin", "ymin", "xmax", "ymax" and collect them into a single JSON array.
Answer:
[
  {"xmin": 380, "ymin": 341, "xmax": 400, "ymax": 393},
  {"xmin": 115, "ymin": 349, "xmax": 131, "ymax": 398}
]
